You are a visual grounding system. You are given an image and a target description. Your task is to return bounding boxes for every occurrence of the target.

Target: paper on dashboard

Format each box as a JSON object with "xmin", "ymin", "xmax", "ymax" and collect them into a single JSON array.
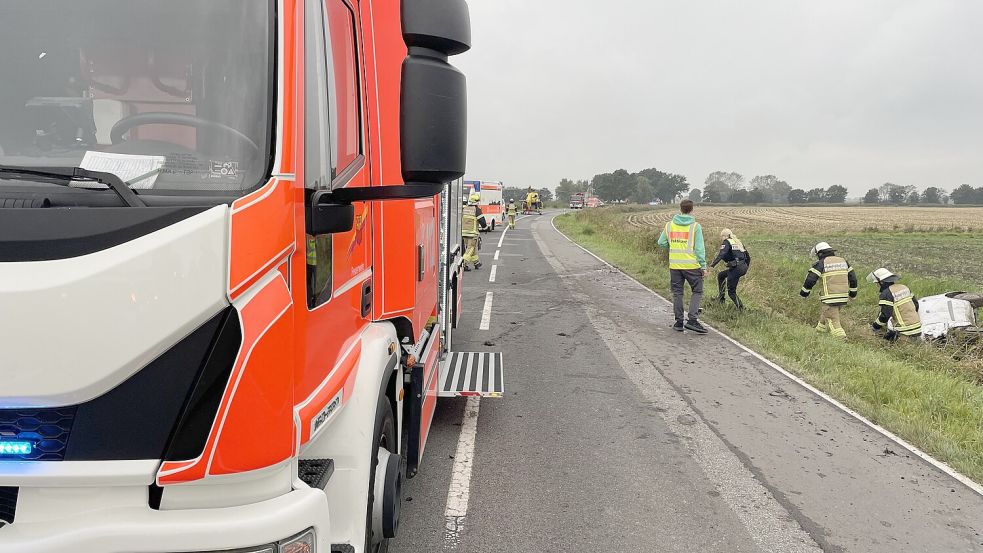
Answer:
[{"xmin": 73, "ymin": 151, "xmax": 166, "ymax": 189}]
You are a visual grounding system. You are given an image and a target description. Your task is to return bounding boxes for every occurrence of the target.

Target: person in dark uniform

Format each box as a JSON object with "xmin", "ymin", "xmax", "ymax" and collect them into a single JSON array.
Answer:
[{"xmin": 709, "ymin": 228, "xmax": 750, "ymax": 310}]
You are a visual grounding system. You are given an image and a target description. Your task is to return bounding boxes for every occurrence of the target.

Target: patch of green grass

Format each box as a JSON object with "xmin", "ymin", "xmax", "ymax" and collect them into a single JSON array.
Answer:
[{"xmin": 556, "ymin": 210, "xmax": 983, "ymax": 484}]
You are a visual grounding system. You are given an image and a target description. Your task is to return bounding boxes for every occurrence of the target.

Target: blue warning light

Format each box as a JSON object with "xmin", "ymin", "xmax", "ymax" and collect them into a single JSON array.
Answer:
[{"xmin": 0, "ymin": 441, "xmax": 33, "ymax": 456}]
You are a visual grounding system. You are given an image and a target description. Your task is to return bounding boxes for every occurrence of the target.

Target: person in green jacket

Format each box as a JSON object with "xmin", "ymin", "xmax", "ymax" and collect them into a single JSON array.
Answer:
[{"xmin": 657, "ymin": 199, "xmax": 708, "ymax": 333}]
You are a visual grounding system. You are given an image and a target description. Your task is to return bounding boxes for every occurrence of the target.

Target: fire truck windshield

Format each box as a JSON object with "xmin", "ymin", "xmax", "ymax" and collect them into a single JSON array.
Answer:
[{"xmin": 0, "ymin": 0, "xmax": 275, "ymax": 197}]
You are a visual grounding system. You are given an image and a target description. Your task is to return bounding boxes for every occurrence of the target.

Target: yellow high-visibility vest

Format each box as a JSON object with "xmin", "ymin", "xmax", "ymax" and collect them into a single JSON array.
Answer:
[
  {"xmin": 462, "ymin": 205, "xmax": 479, "ymax": 238},
  {"xmin": 880, "ymin": 284, "xmax": 922, "ymax": 335},
  {"xmin": 306, "ymin": 235, "xmax": 317, "ymax": 266},
  {"xmin": 664, "ymin": 221, "xmax": 700, "ymax": 270},
  {"xmin": 810, "ymin": 255, "xmax": 851, "ymax": 305}
]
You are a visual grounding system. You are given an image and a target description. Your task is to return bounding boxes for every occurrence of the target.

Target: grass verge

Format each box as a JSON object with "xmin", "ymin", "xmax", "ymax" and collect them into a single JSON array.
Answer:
[{"xmin": 555, "ymin": 209, "xmax": 983, "ymax": 484}]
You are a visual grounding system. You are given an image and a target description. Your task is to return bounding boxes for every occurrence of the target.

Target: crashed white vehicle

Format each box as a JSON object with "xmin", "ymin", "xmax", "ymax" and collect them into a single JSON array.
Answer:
[{"xmin": 914, "ymin": 292, "xmax": 983, "ymax": 341}]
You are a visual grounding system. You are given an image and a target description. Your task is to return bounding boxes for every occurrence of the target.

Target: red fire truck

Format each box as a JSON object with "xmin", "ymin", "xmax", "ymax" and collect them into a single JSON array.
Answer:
[
  {"xmin": 569, "ymin": 192, "xmax": 585, "ymax": 209},
  {"xmin": 0, "ymin": 0, "xmax": 501, "ymax": 552}
]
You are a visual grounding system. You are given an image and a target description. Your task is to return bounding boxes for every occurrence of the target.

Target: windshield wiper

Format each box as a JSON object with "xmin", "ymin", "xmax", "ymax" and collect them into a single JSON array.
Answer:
[{"xmin": 0, "ymin": 165, "xmax": 145, "ymax": 207}]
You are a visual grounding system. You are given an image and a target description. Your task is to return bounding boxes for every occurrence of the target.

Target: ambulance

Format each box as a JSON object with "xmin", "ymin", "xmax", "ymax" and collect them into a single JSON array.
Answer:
[{"xmin": 462, "ymin": 180, "xmax": 503, "ymax": 231}]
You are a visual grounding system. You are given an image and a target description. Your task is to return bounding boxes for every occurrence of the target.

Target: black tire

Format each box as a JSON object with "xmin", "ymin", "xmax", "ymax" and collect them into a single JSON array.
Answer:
[{"xmin": 366, "ymin": 394, "xmax": 397, "ymax": 553}]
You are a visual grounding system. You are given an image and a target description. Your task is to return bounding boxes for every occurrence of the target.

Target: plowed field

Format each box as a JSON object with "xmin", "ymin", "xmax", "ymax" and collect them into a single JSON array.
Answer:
[{"xmin": 625, "ymin": 206, "xmax": 983, "ymax": 233}]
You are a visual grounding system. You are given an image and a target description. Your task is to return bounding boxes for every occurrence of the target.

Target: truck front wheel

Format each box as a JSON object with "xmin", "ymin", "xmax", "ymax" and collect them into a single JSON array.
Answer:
[{"xmin": 366, "ymin": 395, "xmax": 401, "ymax": 552}]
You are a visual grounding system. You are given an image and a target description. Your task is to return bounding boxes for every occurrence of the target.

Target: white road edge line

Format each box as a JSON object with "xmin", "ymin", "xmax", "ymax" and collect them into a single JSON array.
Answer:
[
  {"xmin": 443, "ymin": 396, "xmax": 481, "ymax": 548},
  {"xmin": 548, "ymin": 213, "xmax": 983, "ymax": 498},
  {"xmin": 479, "ymin": 292, "xmax": 493, "ymax": 330},
  {"xmin": 489, "ymin": 265, "xmax": 497, "ymax": 283},
  {"xmin": 497, "ymin": 225, "xmax": 509, "ymax": 248},
  {"xmin": 494, "ymin": 250, "xmax": 500, "ymax": 261}
]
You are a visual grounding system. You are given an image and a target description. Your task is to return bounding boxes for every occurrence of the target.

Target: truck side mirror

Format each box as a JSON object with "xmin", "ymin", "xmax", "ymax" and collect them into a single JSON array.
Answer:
[
  {"xmin": 316, "ymin": 1, "xmax": 469, "ymax": 207},
  {"xmin": 308, "ymin": 191, "xmax": 355, "ymax": 235},
  {"xmin": 400, "ymin": 0, "xmax": 471, "ymax": 185}
]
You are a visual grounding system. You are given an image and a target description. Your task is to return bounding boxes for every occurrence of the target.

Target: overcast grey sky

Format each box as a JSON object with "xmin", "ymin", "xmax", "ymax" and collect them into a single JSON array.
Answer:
[{"xmin": 456, "ymin": 0, "xmax": 983, "ymax": 195}]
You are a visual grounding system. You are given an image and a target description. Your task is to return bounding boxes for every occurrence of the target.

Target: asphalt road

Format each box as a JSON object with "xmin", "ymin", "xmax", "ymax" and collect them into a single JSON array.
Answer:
[{"xmin": 391, "ymin": 212, "xmax": 983, "ymax": 552}]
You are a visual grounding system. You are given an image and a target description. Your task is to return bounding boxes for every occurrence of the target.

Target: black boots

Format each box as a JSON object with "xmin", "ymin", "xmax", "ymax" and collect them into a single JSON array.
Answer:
[{"xmin": 685, "ymin": 320, "xmax": 709, "ymax": 334}]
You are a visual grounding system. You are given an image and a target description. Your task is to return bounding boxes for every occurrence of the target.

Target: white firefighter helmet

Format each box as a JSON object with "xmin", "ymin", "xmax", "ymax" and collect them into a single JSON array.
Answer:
[
  {"xmin": 810, "ymin": 242, "xmax": 833, "ymax": 257},
  {"xmin": 866, "ymin": 268, "xmax": 898, "ymax": 284}
]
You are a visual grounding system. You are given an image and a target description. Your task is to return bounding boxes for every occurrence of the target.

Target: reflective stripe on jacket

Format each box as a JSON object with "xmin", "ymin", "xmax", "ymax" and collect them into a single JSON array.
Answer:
[
  {"xmin": 664, "ymin": 221, "xmax": 701, "ymax": 270},
  {"xmin": 880, "ymin": 284, "xmax": 922, "ymax": 335},
  {"xmin": 462, "ymin": 205, "xmax": 479, "ymax": 237},
  {"xmin": 803, "ymin": 255, "xmax": 856, "ymax": 305}
]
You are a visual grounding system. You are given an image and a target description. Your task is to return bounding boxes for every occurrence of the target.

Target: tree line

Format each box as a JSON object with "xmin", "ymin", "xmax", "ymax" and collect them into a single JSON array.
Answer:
[
  {"xmin": 697, "ymin": 172, "xmax": 849, "ymax": 204},
  {"xmin": 862, "ymin": 183, "xmax": 983, "ymax": 205},
  {"xmin": 552, "ymin": 168, "xmax": 983, "ymax": 205},
  {"xmin": 555, "ymin": 169, "xmax": 689, "ymax": 204}
]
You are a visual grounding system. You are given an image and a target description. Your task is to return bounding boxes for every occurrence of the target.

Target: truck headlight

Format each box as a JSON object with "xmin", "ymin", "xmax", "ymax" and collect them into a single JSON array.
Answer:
[
  {"xmin": 182, "ymin": 528, "xmax": 315, "ymax": 553},
  {"xmin": 279, "ymin": 529, "xmax": 315, "ymax": 553}
]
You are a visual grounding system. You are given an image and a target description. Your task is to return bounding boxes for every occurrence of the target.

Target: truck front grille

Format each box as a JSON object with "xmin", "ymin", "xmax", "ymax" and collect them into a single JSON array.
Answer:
[{"xmin": 0, "ymin": 407, "xmax": 76, "ymax": 461}]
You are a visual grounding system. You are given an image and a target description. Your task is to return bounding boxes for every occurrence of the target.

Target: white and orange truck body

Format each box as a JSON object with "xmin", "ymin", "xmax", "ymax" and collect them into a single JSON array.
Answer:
[{"xmin": 0, "ymin": 1, "xmax": 500, "ymax": 552}]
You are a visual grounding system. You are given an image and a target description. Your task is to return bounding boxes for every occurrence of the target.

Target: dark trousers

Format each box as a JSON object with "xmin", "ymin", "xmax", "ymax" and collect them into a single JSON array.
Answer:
[
  {"xmin": 670, "ymin": 269, "xmax": 704, "ymax": 323},
  {"xmin": 716, "ymin": 262, "xmax": 748, "ymax": 308}
]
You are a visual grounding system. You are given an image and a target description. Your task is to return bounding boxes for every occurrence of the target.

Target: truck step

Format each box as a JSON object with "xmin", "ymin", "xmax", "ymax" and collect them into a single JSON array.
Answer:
[
  {"xmin": 298, "ymin": 458, "xmax": 334, "ymax": 490},
  {"xmin": 439, "ymin": 352, "xmax": 504, "ymax": 398}
]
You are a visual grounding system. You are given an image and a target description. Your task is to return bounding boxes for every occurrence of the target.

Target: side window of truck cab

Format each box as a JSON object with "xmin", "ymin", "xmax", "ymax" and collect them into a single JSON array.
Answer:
[
  {"xmin": 304, "ymin": 0, "xmax": 364, "ymax": 308},
  {"xmin": 326, "ymin": 0, "xmax": 363, "ymax": 181},
  {"xmin": 305, "ymin": 0, "xmax": 333, "ymax": 307}
]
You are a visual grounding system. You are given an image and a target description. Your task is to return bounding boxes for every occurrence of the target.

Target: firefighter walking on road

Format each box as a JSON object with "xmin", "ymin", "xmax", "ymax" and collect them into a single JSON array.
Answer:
[
  {"xmin": 867, "ymin": 268, "xmax": 922, "ymax": 341},
  {"xmin": 709, "ymin": 228, "xmax": 750, "ymax": 310},
  {"xmin": 506, "ymin": 199, "xmax": 517, "ymax": 229},
  {"xmin": 658, "ymin": 199, "xmax": 708, "ymax": 334},
  {"xmin": 800, "ymin": 241, "xmax": 857, "ymax": 339},
  {"xmin": 462, "ymin": 193, "xmax": 482, "ymax": 271}
]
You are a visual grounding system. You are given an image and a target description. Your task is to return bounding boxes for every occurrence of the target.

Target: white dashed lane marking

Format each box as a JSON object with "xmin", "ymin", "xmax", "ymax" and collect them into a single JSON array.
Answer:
[
  {"xmin": 443, "ymin": 396, "xmax": 481, "ymax": 547},
  {"xmin": 479, "ymin": 292, "xmax": 493, "ymax": 330},
  {"xmin": 442, "ymin": 220, "xmax": 519, "ymax": 548}
]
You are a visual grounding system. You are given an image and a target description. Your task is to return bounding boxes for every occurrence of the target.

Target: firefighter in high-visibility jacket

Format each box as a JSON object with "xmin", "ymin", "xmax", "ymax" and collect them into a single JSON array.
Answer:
[
  {"xmin": 799, "ymin": 241, "xmax": 857, "ymax": 339},
  {"xmin": 867, "ymin": 268, "xmax": 922, "ymax": 341},
  {"xmin": 506, "ymin": 199, "xmax": 517, "ymax": 229},
  {"xmin": 462, "ymin": 192, "xmax": 482, "ymax": 271}
]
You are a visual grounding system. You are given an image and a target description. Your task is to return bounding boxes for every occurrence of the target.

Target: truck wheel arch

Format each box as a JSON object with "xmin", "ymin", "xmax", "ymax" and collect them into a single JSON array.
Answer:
[{"xmin": 299, "ymin": 321, "xmax": 402, "ymax": 547}]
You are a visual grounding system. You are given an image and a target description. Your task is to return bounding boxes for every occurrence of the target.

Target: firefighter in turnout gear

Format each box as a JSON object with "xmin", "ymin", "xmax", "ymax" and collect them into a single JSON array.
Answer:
[
  {"xmin": 800, "ymin": 241, "xmax": 857, "ymax": 339},
  {"xmin": 868, "ymin": 268, "xmax": 922, "ymax": 341},
  {"xmin": 462, "ymin": 192, "xmax": 482, "ymax": 271},
  {"xmin": 709, "ymin": 228, "xmax": 750, "ymax": 310},
  {"xmin": 506, "ymin": 199, "xmax": 517, "ymax": 229}
]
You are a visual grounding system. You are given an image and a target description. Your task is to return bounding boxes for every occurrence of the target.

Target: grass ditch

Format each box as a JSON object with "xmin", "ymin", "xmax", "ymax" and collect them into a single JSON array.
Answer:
[{"xmin": 555, "ymin": 207, "xmax": 983, "ymax": 484}]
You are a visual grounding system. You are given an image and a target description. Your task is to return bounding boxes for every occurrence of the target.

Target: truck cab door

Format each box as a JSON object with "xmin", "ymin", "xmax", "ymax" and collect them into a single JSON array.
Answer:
[{"xmin": 298, "ymin": 0, "xmax": 372, "ymax": 403}]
